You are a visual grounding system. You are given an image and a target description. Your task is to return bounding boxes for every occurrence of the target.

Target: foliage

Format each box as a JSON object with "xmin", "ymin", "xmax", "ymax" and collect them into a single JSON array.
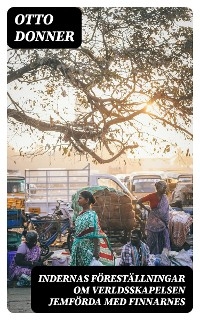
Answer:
[{"xmin": 7, "ymin": 7, "xmax": 193, "ymax": 164}]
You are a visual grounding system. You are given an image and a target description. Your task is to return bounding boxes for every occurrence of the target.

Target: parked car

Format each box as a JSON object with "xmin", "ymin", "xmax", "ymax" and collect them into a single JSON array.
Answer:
[
  {"xmin": 165, "ymin": 171, "xmax": 193, "ymax": 193},
  {"xmin": 177, "ymin": 174, "xmax": 193, "ymax": 183},
  {"xmin": 171, "ymin": 180, "xmax": 193, "ymax": 208},
  {"xmin": 115, "ymin": 173, "xmax": 130, "ymax": 188},
  {"xmin": 127, "ymin": 171, "xmax": 167, "ymax": 199}
]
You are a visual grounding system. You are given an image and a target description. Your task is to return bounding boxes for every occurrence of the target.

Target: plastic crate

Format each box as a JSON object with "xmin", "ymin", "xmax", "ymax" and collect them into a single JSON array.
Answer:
[
  {"xmin": 7, "ymin": 230, "xmax": 22, "ymax": 250},
  {"xmin": 7, "ymin": 251, "xmax": 17, "ymax": 268},
  {"xmin": 7, "ymin": 209, "xmax": 23, "ymax": 228},
  {"xmin": 7, "ymin": 209, "xmax": 22, "ymax": 217},
  {"xmin": 7, "ymin": 219, "xmax": 23, "ymax": 228}
]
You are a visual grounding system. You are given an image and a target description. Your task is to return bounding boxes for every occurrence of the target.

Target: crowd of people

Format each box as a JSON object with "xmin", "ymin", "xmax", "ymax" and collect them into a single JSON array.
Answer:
[
  {"xmin": 8, "ymin": 179, "xmax": 189, "ymax": 286},
  {"xmin": 68, "ymin": 180, "xmax": 170, "ymax": 267}
]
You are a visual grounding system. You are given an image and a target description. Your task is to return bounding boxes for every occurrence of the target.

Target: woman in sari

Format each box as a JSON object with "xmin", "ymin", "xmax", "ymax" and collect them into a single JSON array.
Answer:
[
  {"xmin": 70, "ymin": 191, "xmax": 114, "ymax": 266},
  {"xmin": 137, "ymin": 180, "xmax": 171, "ymax": 254},
  {"xmin": 8, "ymin": 230, "xmax": 42, "ymax": 286}
]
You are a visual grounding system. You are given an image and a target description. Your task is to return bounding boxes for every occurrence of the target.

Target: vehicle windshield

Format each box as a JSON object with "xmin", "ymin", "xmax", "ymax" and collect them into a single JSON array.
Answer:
[
  {"xmin": 96, "ymin": 177, "xmax": 136, "ymax": 200},
  {"xmin": 178, "ymin": 176, "xmax": 193, "ymax": 183},
  {"xmin": 97, "ymin": 178, "xmax": 124, "ymax": 191},
  {"xmin": 7, "ymin": 178, "xmax": 25, "ymax": 193},
  {"xmin": 132, "ymin": 178, "xmax": 160, "ymax": 193}
]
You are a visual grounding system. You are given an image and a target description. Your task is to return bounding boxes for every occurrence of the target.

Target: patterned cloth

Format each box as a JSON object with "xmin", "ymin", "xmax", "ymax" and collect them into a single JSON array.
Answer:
[
  {"xmin": 169, "ymin": 211, "xmax": 193, "ymax": 247},
  {"xmin": 8, "ymin": 242, "xmax": 41, "ymax": 280},
  {"xmin": 70, "ymin": 210, "xmax": 114, "ymax": 266},
  {"xmin": 119, "ymin": 241, "xmax": 150, "ymax": 266},
  {"xmin": 146, "ymin": 228, "xmax": 171, "ymax": 255},
  {"xmin": 146, "ymin": 194, "xmax": 170, "ymax": 232}
]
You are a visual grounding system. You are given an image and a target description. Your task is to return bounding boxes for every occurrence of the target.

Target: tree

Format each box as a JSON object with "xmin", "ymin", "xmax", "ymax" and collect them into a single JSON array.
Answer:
[{"xmin": 7, "ymin": 7, "xmax": 193, "ymax": 164}]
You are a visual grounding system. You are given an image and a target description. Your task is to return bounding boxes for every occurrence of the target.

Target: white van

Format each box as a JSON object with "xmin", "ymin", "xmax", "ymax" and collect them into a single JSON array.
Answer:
[{"xmin": 127, "ymin": 171, "xmax": 166, "ymax": 199}]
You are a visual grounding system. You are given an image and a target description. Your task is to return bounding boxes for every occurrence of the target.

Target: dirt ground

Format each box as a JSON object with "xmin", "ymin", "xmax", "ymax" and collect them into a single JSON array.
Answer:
[{"xmin": 7, "ymin": 287, "xmax": 32, "ymax": 313}]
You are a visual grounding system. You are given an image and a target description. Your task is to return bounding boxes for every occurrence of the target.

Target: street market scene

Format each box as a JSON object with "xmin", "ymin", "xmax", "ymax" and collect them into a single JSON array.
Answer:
[
  {"xmin": 6, "ymin": 7, "xmax": 193, "ymax": 314},
  {"xmin": 7, "ymin": 167, "xmax": 193, "ymax": 312}
]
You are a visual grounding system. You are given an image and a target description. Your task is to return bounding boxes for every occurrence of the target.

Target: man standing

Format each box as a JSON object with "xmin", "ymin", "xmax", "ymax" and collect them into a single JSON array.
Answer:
[{"xmin": 119, "ymin": 229, "xmax": 150, "ymax": 266}]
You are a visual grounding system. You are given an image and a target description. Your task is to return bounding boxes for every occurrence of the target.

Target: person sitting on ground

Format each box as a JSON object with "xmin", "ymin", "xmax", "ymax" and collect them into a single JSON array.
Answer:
[
  {"xmin": 8, "ymin": 230, "xmax": 43, "ymax": 286},
  {"xmin": 119, "ymin": 229, "xmax": 150, "ymax": 266}
]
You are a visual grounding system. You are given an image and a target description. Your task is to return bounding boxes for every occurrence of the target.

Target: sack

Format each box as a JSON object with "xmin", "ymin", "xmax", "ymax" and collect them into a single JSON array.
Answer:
[
  {"xmin": 72, "ymin": 186, "xmax": 136, "ymax": 231},
  {"xmin": 16, "ymin": 274, "xmax": 31, "ymax": 287},
  {"xmin": 169, "ymin": 249, "xmax": 193, "ymax": 268},
  {"xmin": 89, "ymin": 258, "xmax": 103, "ymax": 266},
  {"xmin": 52, "ymin": 256, "xmax": 70, "ymax": 266}
]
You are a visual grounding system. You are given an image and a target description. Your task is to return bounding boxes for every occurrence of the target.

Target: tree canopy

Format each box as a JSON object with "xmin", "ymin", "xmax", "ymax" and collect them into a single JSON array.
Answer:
[{"xmin": 7, "ymin": 7, "xmax": 193, "ymax": 164}]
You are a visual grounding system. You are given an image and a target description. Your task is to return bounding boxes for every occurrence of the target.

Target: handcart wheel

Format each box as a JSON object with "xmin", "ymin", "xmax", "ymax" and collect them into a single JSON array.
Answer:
[{"xmin": 40, "ymin": 244, "xmax": 49, "ymax": 256}]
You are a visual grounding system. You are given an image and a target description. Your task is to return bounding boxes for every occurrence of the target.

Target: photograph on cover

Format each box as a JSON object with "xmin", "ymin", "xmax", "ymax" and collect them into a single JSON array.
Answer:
[{"xmin": 6, "ymin": 6, "xmax": 193, "ymax": 314}]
